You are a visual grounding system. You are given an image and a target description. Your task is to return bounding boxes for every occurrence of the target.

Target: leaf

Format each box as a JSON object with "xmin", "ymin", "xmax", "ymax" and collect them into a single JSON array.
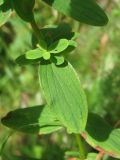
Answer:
[
  {"xmin": 25, "ymin": 48, "xmax": 44, "ymax": 60},
  {"xmin": 39, "ymin": 62, "xmax": 88, "ymax": 133},
  {"xmin": 81, "ymin": 113, "xmax": 120, "ymax": 158},
  {"xmin": 1, "ymin": 105, "xmax": 62, "ymax": 134},
  {"xmin": 48, "ymin": 39, "xmax": 69, "ymax": 54},
  {"xmin": 42, "ymin": 51, "xmax": 51, "ymax": 60},
  {"xmin": 13, "ymin": 0, "xmax": 35, "ymax": 22},
  {"xmin": 42, "ymin": 0, "xmax": 108, "ymax": 26},
  {"xmin": 54, "ymin": 56, "xmax": 65, "ymax": 66},
  {"xmin": 15, "ymin": 54, "xmax": 40, "ymax": 66}
]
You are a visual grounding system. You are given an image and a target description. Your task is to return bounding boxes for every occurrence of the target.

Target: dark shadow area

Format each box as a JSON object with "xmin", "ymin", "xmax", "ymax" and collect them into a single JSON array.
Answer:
[
  {"xmin": 86, "ymin": 113, "xmax": 113, "ymax": 141},
  {"xmin": 32, "ymin": 23, "xmax": 74, "ymax": 47}
]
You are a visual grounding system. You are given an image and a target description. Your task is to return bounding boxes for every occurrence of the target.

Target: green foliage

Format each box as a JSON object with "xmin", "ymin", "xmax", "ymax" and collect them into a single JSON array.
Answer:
[
  {"xmin": 1, "ymin": 0, "xmax": 120, "ymax": 160},
  {"xmin": 48, "ymin": 39, "xmax": 69, "ymax": 53},
  {"xmin": 42, "ymin": 0, "xmax": 108, "ymax": 26},
  {"xmin": 2, "ymin": 105, "xmax": 62, "ymax": 134},
  {"xmin": 39, "ymin": 62, "xmax": 88, "ymax": 133},
  {"xmin": 81, "ymin": 113, "xmax": 120, "ymax": 158}
]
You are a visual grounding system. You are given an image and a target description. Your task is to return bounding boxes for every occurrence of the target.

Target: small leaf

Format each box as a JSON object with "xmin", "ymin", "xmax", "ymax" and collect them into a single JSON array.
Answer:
[
  {"xmin": 81, "ymin": 113, "xmax": 120, "ymax": 159},
  {"xmin": 42, "ymin": 51, "xmax": 51, "ymax": 60},
  {"xmin": 1, "ymin": 105, "xmax": 62, "ymax": 134},
  {"xmin": 48, "ymin": 39, "xmax": 69, "ymax": 54},
  {"xmin": 39, "ymin": 62, "xmax": 88, "ymax": 133},
  {"xmin": 42, "ymin": 0, "xmax": 108, "ymax": 26},
  {"xmin": 54, "ymin": 56, "xmax": 65, "ymax": 66},
  {"xmin": 25, "ymin": 48, "xmax": 43, "ymax": 60}
]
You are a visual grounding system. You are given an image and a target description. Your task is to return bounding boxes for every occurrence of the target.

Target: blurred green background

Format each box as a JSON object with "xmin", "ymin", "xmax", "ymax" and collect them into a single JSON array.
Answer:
[{"xmin": 0, "ymin": 0, "xmax": 120, "ymax": 159}]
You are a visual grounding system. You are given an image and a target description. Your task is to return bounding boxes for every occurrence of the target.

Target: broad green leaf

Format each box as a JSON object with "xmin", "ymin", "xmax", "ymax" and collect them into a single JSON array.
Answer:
[
  {"xmin": 42, "ymin": 0, "xmax": 108, "ymax": 26},
  {"xmin": 25, "ymin": 48, "xmax": 44, "ymax": 60},
  {"xmin": 13, "ymin": 0, "xmax": 35, "ymax": 22},
  {"xmin": 1, "ymin": 105, "xmax": 62, "ymax": 134},
  {"xmin": 81, "ymin": 113, "xmax": 120, "ymax": 159},
  {"xmin": 48, "ymin": 39, "xmax": 69, "ymax": 54},
  {"xmin": 39, "ymin": 62, "xmax": 88, "ymax": 133}
]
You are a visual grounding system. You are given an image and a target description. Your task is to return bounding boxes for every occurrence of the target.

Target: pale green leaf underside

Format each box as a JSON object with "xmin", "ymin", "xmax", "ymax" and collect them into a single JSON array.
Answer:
[
  {"xmin": 81, "ymin": 113, "xmax": 120, "ymax": 159},
  {"xmin": 39, "ymin": 62, "xmax": 88, "ymax": 133},
  {"xmin": 1, "ymin": 105, "xmax": 62, "ymax": 134},
  {"xmin": 42, "ymin": 0, "xmax": 108, "ymax": 26}
]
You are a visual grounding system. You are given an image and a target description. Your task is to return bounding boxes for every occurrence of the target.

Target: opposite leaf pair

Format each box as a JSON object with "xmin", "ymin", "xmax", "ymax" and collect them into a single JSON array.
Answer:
[{"xmin": 16, "ymin": 24, "xmax": 78, "ymax": 66}]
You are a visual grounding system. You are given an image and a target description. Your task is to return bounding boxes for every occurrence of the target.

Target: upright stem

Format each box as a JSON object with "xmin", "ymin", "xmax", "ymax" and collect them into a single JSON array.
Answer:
[
  {"xmin": 30, "ymin": 19, "xmax": 40, "ymax": 41},
  {"xmin": 0, "ymin": 131, "xmax": 13, "ymax": 156},
  {"xmin": 75, "ymin": 134, "xmax": 86, "ymax": 160}
]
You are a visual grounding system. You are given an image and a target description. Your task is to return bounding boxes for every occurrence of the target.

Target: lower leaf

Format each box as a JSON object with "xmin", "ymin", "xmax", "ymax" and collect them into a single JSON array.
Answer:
[
  {"xmin": 81, "ymin": 113, "xmax": 120, "ymax": 159},
  {"xmin": 1, "ymin": 105, "xmax": 62, "ymax": 134}
]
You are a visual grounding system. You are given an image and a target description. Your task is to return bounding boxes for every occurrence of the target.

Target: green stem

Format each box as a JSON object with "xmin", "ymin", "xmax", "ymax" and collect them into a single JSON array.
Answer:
[
  {"xmin": 0, "ymin": 131, "xmax": 13, "ymax": 156},
  {"xmin": 75, "ymin": 134, "xmax": 86, "ymax": 160},
  {"xmin": 30, "ymin": 19, "xmax": 40, "ymax": 41}
]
